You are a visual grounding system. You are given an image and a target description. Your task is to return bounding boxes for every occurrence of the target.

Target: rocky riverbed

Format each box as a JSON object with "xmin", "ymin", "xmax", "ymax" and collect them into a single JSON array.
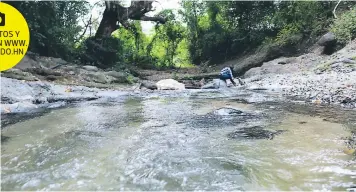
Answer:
[{"xmin": 241, "ymin": 39, "xmax": 356, "ymax": 109}]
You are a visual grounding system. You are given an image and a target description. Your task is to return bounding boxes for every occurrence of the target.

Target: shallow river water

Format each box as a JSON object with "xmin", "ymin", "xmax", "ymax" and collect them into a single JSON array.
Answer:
[{"xmin": 1, "ymin": 90, "xmax": 356, "ymax": 191}]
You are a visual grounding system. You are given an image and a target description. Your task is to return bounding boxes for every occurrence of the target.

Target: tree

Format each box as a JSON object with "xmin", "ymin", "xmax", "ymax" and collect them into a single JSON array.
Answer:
[
  {"xmin": 95, "ymin": 1, "xmax": 167, "ymax": 38},
  {"xmin": 3, "ymin": 1, "xmax": 89, "ymax": 60},
  {"xmin": 150, "ymin": 10, "xmax": 185, "ymax": 66}
]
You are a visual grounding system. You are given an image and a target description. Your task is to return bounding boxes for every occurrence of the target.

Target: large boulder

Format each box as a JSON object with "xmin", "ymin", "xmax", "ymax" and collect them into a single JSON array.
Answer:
[
  {"xmin": 317, "ymin": 32, "xmax": 336, "ymax": 46},
  {"xmin": 316, "ymin": 32, "xmax": 337, "ymax": 55},
  {"xmin": 232, "ymin": 44, "xmax": 283, "ymax": 76},
  {"xmin": 156, "ymin": 79, "xmax": 185, "ymax": 90},
  {"xmin": 201, "ymin": 79, "xmax": 228, "ymax": 89}
]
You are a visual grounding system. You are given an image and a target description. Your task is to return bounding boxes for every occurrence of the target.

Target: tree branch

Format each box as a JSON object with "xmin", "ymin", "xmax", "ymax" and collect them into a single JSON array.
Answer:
[
  {"xmin": 133, "ymin": 15, "xmax": 166, "ymax": 23},
  {"xmin": 333, "ymin": 0, "xmax": 342, "ymax": 19},
  {"xmin": 75, "ymin": 14, "xmax": 92, "ymax": 43}
]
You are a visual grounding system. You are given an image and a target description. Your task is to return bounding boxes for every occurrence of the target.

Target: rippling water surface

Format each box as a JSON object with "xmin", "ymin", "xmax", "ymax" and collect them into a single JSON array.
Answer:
[{"xmin": 2, "ymin": 91, "xmax": 356, "ymax": 191}]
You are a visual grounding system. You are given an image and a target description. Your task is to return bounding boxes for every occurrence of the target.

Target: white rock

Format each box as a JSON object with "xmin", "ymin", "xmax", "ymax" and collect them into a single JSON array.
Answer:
[{"xmin": 156, "ymin": 79, "xmax": 185, "ymax": 90}]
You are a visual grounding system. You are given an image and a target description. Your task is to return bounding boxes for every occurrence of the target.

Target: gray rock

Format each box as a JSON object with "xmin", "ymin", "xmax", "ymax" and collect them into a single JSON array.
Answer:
[
  {"xmin": 104, "ymin": 71, "xmax": 128, "ymax": 83},
  {"xmin": 331, "ymin": 63, "xmax": 342, "ymax": 68},
  {"xmin": 317, "ymin": 32, "xmax": 336, "ymax": 46},
  {"xmin": 36, "ymin": 56, "xmax": 68, "ymax": 69},
  {"xmin": 139, "ymin": 81, "xmax": 157, "ymax": 90},
  {"xmin": 228, "ymin": 126, "xmax": 286, "ymax": 140},
  {"xmin": 341, "ymin": 58, "xmax": 356, "ymax": 64},
  {"xmin": 1, "ymin": 102, "xmax": 39, "ymax": 114},
  {"xmin": 1, "ymin": 69, "xmax": 38, "ymax": 81},
  {"xmin": 85, "ymin": 72, "xmax": 111, "ymax": 84},
  {"xmin": 201, "ymin": 79, "xmax": 227, "ymax": 89},
  {"xmin": 212, "ymin": 108, "xmax": 244, "ymax": 116},
  {"xmin": 14, "ymin": 55, "xmax": 41, "ymax": 70},
  {"xmin": 82, "ymin": 65, "xmax": 99, "ymax": 72}
]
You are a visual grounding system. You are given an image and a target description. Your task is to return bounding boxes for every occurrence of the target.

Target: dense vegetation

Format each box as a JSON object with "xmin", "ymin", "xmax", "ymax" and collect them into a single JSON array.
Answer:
[{"xmin": 5, "ymin": 1, "xmax": 356, "ymax": 70}]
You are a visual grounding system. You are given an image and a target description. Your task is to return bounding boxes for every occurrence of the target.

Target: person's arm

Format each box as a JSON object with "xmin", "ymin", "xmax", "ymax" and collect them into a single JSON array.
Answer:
[
  {"xmin": 228, "ymin": 68, "xmax": 236, "ymax": 86},
  {"xmin": 230, "ymin": 78, "xmax": 237, "ymax": 86}
]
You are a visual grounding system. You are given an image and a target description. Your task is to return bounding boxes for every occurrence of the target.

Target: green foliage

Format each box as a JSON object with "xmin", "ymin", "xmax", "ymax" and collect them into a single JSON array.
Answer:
[
  {"xmin": 4, "ymin": 1, "xmax": 89, "ymax": 61},
  {"xmin": 180, "ymin": 1, "xmax": 338, "ymax": 65},
  {"xmin": 331, "ymin": 7, "xmax": 356, "ymax": 45},
  {"xmin": 6, "ymin": 0, "xmax": 356, "ymax": 73},
  {"xmin": 274, "ymin": 24, "xmax": 302, "ymax": 46},
  {"xmin": 126, "ymin": 74, "xmax": 137, "ymax": 84},
  {"xmin": 146, "ymin": 10, "xmax": 187, "ymax": 67}
]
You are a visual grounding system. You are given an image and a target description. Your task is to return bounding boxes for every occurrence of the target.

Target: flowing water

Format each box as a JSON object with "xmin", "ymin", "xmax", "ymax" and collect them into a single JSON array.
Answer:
[{"xmin": 1, "ymin": 91, "xmax": 356, "ymax": 191}]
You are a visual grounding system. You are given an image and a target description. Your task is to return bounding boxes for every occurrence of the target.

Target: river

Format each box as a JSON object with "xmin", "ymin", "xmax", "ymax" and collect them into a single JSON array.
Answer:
[{"xmin": 1, "ymin": 89, "xmax": 356, "ymax": 191}]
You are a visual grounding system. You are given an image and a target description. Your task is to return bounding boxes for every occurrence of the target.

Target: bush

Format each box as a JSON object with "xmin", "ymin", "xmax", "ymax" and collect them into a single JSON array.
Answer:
[
  {"xmin": 274, "ymin": 24, "xmax": 302, "ymax": 46},
  {"xmin": 331, "ymin": 7, "xmax": 356, "ymax": 45}
]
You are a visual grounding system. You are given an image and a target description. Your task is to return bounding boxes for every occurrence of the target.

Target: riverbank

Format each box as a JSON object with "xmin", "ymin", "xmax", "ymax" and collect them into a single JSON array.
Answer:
[
  {"xmin": 1, "ymin": 39, "xmax": 355, "ymax": 114},
  {"xmin": 243, "ymin": 39, "xmax": 356, "ymax": 109}
]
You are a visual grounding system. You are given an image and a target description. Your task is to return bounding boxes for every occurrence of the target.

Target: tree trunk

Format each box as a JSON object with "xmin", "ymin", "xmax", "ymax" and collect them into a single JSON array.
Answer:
[
  {"xmin": 95, "ymin": 8, "xmax": 118, "ymax": 38},
  {"xmin": 94, "ymin": 1, "xmax": 167, "ymax": 39}
]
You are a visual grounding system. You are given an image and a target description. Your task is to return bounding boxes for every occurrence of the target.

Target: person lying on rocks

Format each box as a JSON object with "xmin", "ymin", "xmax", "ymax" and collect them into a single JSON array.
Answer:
[{"xmin": 220, "ymin": 66, "xmax": 237, "ymax": 86}]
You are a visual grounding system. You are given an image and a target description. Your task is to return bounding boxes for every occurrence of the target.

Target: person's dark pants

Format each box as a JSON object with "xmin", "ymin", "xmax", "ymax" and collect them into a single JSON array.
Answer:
[{"xmin": 219, "ymin": 74, "xmax": 231, "ymax": 84}]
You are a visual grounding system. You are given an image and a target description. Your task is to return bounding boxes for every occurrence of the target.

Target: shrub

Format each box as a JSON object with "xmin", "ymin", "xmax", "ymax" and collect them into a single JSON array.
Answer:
[
  {"xmin": 275, "ymin": 24, "xmax": 302, "ymax": 46},
  {"xmin": 331, "ymin": 7, "xmax": 356, "ymax": 45}
]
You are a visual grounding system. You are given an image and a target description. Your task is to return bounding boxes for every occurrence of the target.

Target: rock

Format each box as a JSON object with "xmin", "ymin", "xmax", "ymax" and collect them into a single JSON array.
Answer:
[
  {"xmin": 341, "ymin": 58, "xmax": 356, "ymax": 64},
  {"xmin": 201, "ymin": 79, "xmax": 227, "ymax": 89},
  {"xmin": 233, "ymin": 43, "xmax": 283, "ymax": 75},
  {"xmin": 47, "ymin": 95, "xmax": 98, "ymax": 103},
  {"xmin": 1, "ymin": 68, "xmax": 38, "ymax": 81},
  {"xmin": 25, "ymin": 67, "xmax": 61, "ymax": 77},
  {"xmin": 36, "ymin": 56, "xmax": 68, "ymax": 69},
  {"xmin": 317, "ymin": 32, "xmax": 336, "ymax": 46},
  {"xmin": 62, "ymin": 65, "xmax": 78, "ymax": 72},
  {"xmin": 45, "ymin": 75, "xmax": 57, "ymax": 81},
  {"xmin": 85, "ymin": 72, "xmax": 112, "ymax": 84},
  {"xmin": 316, "ymin": 32, "xmax": 337, "ymax": 55},
  {"xmin": 104, "ymin": 71, "xmax": 128, "ymax": 83},
  {"xmin": 139, "ymin": 81, "xmax": 157, "ymax": 90},
  {"xmin": 1, "ymin": 102, "xmax": 39, "ymax": 114},
  {"xmin": 331, "ymin": 63, "xmax": 342, "ymax": 68},
  {"xmin": 156, "ymin": 79, "xmax": 185, "ymax": 90},
  {"xmin": 82, "ymin": 65, "xmax": 99, "ymax": 72},
  {"xmin": 227, "ymin": 126, "xmax": 286, "ymax": 140},
  {"xmin": 311, "ymin": 45, "xmax": 325, "ymax": 55},
  {"xmin": 212, "ymin": 108, "xmax": 244, "ymax": 116},
  {"xmin": 14, "ymin": 55, "xmax": 41, "ymax": 70},
  {"xmin": 181, "ymin": 79, "xmax": 205, "ymax": 89}
]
